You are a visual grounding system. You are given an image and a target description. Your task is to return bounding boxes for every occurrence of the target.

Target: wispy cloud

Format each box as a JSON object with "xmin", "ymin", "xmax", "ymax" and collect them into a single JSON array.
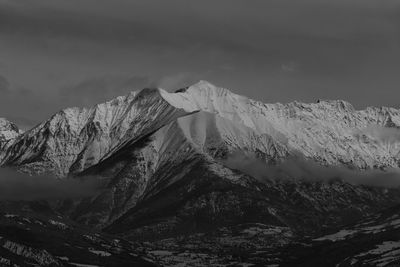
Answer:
[{"xmin": 355, "ymin": 125, "xmax": 400, "ymax": 144}]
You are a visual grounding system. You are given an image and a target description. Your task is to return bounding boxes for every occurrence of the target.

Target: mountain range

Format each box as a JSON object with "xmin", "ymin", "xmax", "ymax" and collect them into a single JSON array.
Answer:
[{"xmin": 1, "ymin": 80, "xmax": 400, "ymax": 266}]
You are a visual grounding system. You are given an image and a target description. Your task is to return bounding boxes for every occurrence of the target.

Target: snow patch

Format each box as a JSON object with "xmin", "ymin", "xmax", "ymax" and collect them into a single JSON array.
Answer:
[
  {"xmin": 88, "ymin": 248, "xmax": 111, "ymax": 257},
  {"xmin": 314, "ymin": 229, "xmax": 357, "ymax": 242},
  {"xmin": 48, "ymin": 219, "xmax": 68, "ymax": 230}
]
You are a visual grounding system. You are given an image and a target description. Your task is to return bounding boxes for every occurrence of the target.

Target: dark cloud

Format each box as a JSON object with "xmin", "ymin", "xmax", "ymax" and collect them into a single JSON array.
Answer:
[
  {"xmin": 0, "ymin": 0, "xmax": 400, "ymax": 124},
  {"xmin": 0, "ymin": 168, "xmax": 102, "ymax": 201},
  {"xmin": 2, "ymin": 0, "xmax": 398, "ymax": 57},
  {"xmin": 223, "ymin": 151, "xmax": 400, "ymax": 188}
]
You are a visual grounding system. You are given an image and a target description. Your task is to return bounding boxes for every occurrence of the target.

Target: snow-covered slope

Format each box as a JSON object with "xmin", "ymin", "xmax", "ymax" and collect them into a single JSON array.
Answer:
[{"xmin": 176, "ymin": 111, "xmax": 288, "ymax": 161}]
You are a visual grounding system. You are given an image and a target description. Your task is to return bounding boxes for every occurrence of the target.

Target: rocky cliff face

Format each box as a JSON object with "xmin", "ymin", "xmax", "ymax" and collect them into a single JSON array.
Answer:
[{"xmin": 0, "ymin": 118, "xmax": 22, "ymax": 161}]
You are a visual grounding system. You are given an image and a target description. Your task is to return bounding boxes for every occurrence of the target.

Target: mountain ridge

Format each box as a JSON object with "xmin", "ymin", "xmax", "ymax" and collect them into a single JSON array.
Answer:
[{"xmin": 2, "ymin": 80, "xmax": 400, "ymax": 177}]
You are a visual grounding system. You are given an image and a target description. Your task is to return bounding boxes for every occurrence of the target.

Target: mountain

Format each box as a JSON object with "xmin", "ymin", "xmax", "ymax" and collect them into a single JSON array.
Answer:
[
  {"xmin": 1, "ymin": 80, "xmax": 400, "ymax": 266},
  {"xmin": 0, "ymin": 89, "xmax": 190, "ymax": 176},
  {"xmin": 162, "ymin": 81, "xmax": 400, "ymax": 169}
]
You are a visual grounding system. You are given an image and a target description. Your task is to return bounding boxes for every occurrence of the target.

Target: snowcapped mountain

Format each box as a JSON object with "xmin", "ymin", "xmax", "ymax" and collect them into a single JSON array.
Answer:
[
  {"xmin": 2, "ymin": 81, "xmax": 400, "ymax": 266},
  {"xmin": 3, "ymin": 80, "xmax": 400, "ymax": 177},
  {"xmin": 0, "ymin": 82, "xmax": 290, "ymax": 177},
  {"xmin": 0, "ymin": 89, "xmax": 190, "ymax": 176},
  {"xmin": 2, "ymin": 81, "xmax": 400, "ymax": 225}
]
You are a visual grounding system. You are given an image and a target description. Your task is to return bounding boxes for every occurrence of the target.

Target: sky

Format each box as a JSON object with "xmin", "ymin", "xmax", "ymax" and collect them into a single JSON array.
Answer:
[{"xmin": 0, "ymin": 0, "xmax": 399, "ymax": 129}]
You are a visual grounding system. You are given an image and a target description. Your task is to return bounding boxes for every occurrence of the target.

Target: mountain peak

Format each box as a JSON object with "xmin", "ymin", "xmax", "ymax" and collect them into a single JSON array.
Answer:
[
  {"xmin": 0, "ymin": 118, "xmax": 21, "ymax": 141},
  {"xmin": 159, "ymin": 80, "xmax": 244, "ymax": 115},
  {"xmin": 186, "ymin": 80, "xmax": 230, "ymax": 95},
  {"xmin": 193, "ymin": 80, "xmax": 217, "ymax": 87},
  {"xmin": 172, "ymin": 80, "xmax": 226, "ymax": 94},
  {"xmin": 315, "ymin": 99, "xmax": 355, "ymax": 111}
]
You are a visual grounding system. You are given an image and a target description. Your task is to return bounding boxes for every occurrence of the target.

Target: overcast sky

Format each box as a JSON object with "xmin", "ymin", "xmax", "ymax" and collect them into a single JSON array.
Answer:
[{"xmin": 1, "ymin": 0, "xmax": 399, "ymax": 129}]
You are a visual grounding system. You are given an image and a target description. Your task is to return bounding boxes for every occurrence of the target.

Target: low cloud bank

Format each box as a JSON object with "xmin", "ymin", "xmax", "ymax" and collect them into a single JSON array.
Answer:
[
  {"xmin": 0, "ymin": 168, "xmax": 102, "ymax": 201},
  {"xmin": 355, "ymin": 125, "xmax": 400, "ymax": 144},
  {"xmin": 223, "ymin": 151, "xmax": 400, "ymax": 188}
]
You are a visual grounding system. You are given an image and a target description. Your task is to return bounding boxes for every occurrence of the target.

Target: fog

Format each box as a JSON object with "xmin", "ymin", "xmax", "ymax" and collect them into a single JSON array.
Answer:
[
  {"xmin": 223, "ymin": 151, "xmax": 400, "ymax": 188},
  {"xmin": 0, "ymin": 168, "xmax": 101, "ymax": 201}
]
